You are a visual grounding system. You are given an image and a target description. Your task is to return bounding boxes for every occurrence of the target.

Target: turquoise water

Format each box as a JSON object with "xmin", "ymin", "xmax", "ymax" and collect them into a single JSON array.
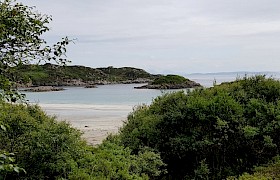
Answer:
[{"xmin": 24, "ymin": 84, "xmax": 167, "ymax": 106}]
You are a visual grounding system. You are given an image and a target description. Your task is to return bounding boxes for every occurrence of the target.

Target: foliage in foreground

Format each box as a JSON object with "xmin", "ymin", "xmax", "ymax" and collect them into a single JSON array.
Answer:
[
  {"xmin": 119, "ymin": 75, "xmax": 280, "ymax": 179},
  {"xmin": 70, "ymin": 137, "xmax": 166, "ymax": 180},
  {"xmin": 0, "ymin": 0, "xmax": 70, "ymax": 101},
  {"xmin": 0, "ymin": 0, "xmax": 71, "ymax": 177},
  {"xmin": 228, "ymin": 156, "xmax": 280, "ymax": 180},
  {"xmin": 0, "ymin": 103, "xmax": 165, "ymax": 179}
]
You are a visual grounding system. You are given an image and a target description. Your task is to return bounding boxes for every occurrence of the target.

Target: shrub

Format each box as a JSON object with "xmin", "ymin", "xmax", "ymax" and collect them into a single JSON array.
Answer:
[
  {"xmin": 70, "ymin": 139, "xmax": 166, "ymax": 180},
  {"xmin": 228, "ymin": 156, "xmax": 280, "ymax": 180},
  {"xmin": 120, "ymin": 76, "xmax": 280, "ymax": 179},
  {"xmin": 0, "ymin": 103, "xmax": 87, "ymax": 179}
]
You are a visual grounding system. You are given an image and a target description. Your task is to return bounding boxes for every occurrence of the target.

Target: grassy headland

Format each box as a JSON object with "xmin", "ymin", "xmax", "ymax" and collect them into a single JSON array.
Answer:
[
  {"xmin": 15, "ymin": 63, "xmax": 160, "ymax": 87},
  {"xmin": 135, "ymin": 74, "xmax": 201, "ymax": 89}
]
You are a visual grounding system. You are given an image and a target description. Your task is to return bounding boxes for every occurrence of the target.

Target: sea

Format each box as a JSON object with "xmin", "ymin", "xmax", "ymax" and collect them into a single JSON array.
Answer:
[{"xmin": 24, "ymin": 72, "xmax": 280, "ymax": 106}]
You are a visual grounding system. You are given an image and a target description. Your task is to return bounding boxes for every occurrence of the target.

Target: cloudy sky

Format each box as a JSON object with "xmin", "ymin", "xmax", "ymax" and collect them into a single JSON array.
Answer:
[{"xmin": 22, "ymin": 0, "xmax": 280, "ymax": 74}]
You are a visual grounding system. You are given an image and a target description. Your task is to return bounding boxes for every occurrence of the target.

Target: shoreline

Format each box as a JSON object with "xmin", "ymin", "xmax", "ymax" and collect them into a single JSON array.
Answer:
[{"xmin": 38, "ymin": 103, "xmax": 134, "ymax": 146}]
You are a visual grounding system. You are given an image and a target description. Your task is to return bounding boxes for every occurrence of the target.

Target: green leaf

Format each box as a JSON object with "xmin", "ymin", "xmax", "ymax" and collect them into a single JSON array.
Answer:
[
  {"xmin": 0, "ymin": 125, "xmax": 6, "ymax": 131},
  {"xmin": 14, "ymin": 167, "xmax": 20, "ymax": 173}
]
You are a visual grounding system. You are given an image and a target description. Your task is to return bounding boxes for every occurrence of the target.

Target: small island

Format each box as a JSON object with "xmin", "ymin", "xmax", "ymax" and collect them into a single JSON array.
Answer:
[{"xmin": 135, "ymin": 74, "xmax": 201, "ymax": 89}]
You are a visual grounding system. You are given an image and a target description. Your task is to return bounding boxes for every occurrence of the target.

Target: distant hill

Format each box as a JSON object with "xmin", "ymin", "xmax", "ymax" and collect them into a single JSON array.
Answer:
[
  {"xmin": 185, "ymin": 71, "xmax": 280, "ymax": 87},
  {"xmin": 187, "ymin": 71, "xmax": 280, "ymax": 76},
  {"xmin": 15, "ymin": 63, "xmax": 160, "ymax": 87}
]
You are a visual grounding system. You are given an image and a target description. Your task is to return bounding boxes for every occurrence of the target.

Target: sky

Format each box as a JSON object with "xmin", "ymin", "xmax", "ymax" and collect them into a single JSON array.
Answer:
[{"xmin": 21, "ymin": 0, "xmax": 280, "ymax": 74}]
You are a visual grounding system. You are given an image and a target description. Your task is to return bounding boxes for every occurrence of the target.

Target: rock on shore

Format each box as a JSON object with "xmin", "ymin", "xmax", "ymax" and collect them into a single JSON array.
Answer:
[
  {"xmin": 23, "ymin": 86, "xmax": 65, "ymax": 92},
  {"xmin": 84, "ymin": 85, "xmax": 97, "ymax": 88}
]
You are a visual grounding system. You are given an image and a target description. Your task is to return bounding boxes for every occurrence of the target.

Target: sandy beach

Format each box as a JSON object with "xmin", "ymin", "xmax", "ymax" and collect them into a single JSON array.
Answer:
[{"xmin": 39, "ymin": 103, "xmax": 134, "ymax": 146}]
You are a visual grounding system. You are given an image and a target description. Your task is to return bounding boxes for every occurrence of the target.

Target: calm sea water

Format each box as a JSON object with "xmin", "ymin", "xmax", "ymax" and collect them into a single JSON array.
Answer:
[{"xmin": 24, "ymin": 84, "xmax": 167, "ymax": 106}]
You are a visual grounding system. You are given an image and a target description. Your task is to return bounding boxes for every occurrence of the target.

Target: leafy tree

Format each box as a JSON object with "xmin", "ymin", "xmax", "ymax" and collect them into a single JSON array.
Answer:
[
  {"xmin": 119, "ymin": 76, "xmax": 280, "ymax": 179},
  {"xmin": 0, "ymin": 1, "xmax": 71, "ymax": 178},
  {"xmin": 0, "ymin": 0, "xmax": 70, "ymax": 102}
]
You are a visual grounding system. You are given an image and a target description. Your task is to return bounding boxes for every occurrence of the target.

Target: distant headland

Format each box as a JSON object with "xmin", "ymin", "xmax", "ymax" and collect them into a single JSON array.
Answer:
[{"xmin": 16, "ymin": 63, "xmax": 201, "ymax": 91}]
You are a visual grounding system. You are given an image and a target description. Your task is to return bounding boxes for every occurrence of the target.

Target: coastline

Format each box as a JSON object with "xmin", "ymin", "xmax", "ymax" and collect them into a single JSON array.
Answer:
[
  {"xmin": 24, "ymin": 74, "xmax": 264, "ymax": 145},
  {"xmin": 39, "ymin": 103, "xmax": 134, "ymax": 146}
]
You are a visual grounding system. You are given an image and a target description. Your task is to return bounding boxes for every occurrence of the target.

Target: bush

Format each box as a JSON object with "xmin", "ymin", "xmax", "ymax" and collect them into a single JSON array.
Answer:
[
  {"xmin": 0, "ymin": 103, "xmax": 87, "ymax": 179},
  {"xmin": 228, "ymin": 156, "xmax": 280, "ymax": 179},
  {"xmin": 120, "ymin": 76, "xmax": 280, "ymax": 179},
  {"xmin": 70, "ymin": 138, "xmax": 166, "ymax": 180},
  {"xmin": 0, "ymin": 103, "xmax": 166, "ymax": 179}
]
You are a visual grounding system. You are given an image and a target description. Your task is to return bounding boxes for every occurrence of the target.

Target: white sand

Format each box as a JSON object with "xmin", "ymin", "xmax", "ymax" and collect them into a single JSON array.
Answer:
[{"xmin": 39, "ymin": 103, "xmax": 134, "ymax": 146}]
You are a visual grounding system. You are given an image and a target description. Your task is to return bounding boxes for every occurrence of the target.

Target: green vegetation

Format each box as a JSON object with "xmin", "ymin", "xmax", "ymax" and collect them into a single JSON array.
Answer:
[
  {"xmin": 119, "ymin": 75, "xmax": 280, "ymax": 179},
  {"xmin": 2, "ymin": 0, "xmax": 280, "ymax": 179},
  {"xmin": 15, "ymin": 64, "xmax": 157, "ymax": 86},
  {"xmin": 136, "ymin": 74, "xmax": 201, "ymax": 89},
  {"xmin": 151, "ymin": 74, "xmax": 188, "ymax": 85},
  {"xmin": 0, "ymin": 0, "xmax": 70, "ymax": 177},
  {"xmin": 228, "ymin": 156, "xmax": 280, "ymax": 179},
  {"xmin": 6, "ymin": 73, "xmax": 280, "ymax": 179},
  {"xmin": 0, "ymin": 103, "xmax": 165, "ymax": 179},
  {"xmin": 0, "ymin": 1, "xmax": 166, "ymax": 179}
]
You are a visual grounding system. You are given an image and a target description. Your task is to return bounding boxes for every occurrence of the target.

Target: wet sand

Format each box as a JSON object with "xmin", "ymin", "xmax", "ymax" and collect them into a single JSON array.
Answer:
[{"xmin": 39, "ymin": 104, "xmax": 134, "ymax": 146}]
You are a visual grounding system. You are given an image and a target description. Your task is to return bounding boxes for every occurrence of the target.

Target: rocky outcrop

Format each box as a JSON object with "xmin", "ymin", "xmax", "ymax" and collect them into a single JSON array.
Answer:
[
  {"xmin": 135, "ymin": 81, "xmax": 201, "ymax": 89},
  {"xmin": 23, "ymin": 86, "xmax": 65, "ymax": 92},
  {"xmin": 120, "ymin": 78, "xmax": 153, "ymax": 84},
  {"xmin": 63, "ymin": 79, "xmax": 87, "ymax": 86},
  {"xmin": 84, "ymin": 85, "xmax": 97, "ymax": 88}
]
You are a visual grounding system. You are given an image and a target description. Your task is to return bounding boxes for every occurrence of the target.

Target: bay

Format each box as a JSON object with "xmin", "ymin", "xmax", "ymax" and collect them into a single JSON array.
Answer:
[
  {"xmin": 22, "ymin": 73, "xmax": 279, "ymax": 145},
  {"xmin": 23, "ymin": 84, "xmax": 175, "ymax": 145}
]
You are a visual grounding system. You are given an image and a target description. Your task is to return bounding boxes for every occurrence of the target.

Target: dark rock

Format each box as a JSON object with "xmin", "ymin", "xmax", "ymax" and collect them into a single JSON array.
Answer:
[
  {"xmin": 84, "ymin": 85, "xmax": 97, "ymax": 88},
  {"xmin": 120, "ymin": 78, "xmax": 153, "ymax": 84},
  {"xmin": 23, "ymin": 86, "xmax": 65, "ymax": 92},
  {"xmin": 134, "ymin": 80, "xmax": 201, "ymax": 89}
]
